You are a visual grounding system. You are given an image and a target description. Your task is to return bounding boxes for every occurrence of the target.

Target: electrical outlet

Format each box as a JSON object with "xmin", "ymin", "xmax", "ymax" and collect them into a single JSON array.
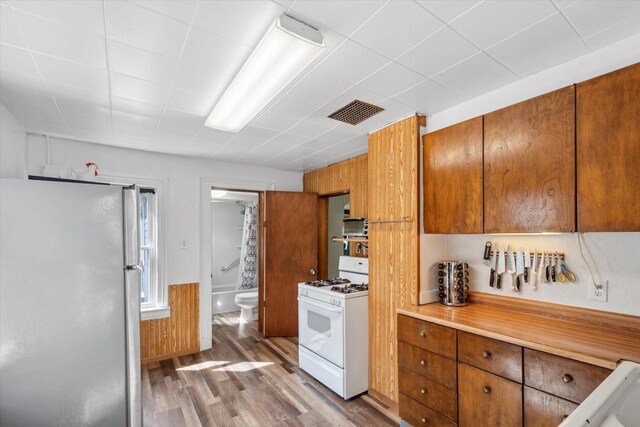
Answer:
[
  {"xmin": 588, "ymin": 280, "xmax": 608, "ymax": 302},
  {"xmin": 180, "ymin": 239, "xmax": 188, "ymax": 249}
]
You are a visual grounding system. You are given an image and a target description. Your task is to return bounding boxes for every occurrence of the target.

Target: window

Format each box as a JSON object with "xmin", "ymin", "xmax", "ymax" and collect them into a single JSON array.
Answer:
[{"xmin": 139, "ymin": 189, "xmax": 156, "ymax": 306}]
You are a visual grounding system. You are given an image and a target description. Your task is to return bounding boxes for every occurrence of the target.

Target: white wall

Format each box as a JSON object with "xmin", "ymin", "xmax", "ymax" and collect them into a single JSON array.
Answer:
[
  {"xmin": 211, "ymin": 202, "xmax": 244, "ymax": 288},
  {"xmin": 0, "ymin": 104, "xmax": 27, "ymax": 179},
  {"xmin": 26, "ymin": 134, "xmax": 302, "ymax": 286},
  {"xmin": 420, "ymin": 34, "xmax": 640, "ymax": 316}
]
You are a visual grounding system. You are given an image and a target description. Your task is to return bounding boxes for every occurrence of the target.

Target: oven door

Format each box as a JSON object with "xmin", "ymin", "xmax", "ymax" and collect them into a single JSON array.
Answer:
[{"xmin": 298, "ymin": 296, "xmax": 344, "ymax": 368}]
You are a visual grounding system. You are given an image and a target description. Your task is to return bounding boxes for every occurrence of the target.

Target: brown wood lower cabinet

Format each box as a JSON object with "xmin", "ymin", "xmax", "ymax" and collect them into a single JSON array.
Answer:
[
  {"xmin": 397, "ymin": 314, "xmax": 613, "ymax": 427},
  {"xmin": 458, "ymin": 364, "xmax": 522, "ymax": 427},
  {"xmin": 524, "ymin": 387, "xmax": 578, "ymax": 427}
]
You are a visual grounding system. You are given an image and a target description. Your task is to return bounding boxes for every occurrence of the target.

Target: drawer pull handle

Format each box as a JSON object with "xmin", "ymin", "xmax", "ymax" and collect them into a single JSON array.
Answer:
[
  {"xmin": 562, "ymin": 374, "xmax": 574, "ymax": 384},
  {"xmin": 483, "ymin": 386, "xmax": 491, "ymax": 394},
  {"xmin": 482, "ymin": 351, "xmax": 491, "ymax": 359},
  {"xmin": 419, "ymin": 331, "xmax": 426, "ymax": 338},
  {"xmin": 421, "ymin": 388, "xmax": 427, "ymax": 394},
  {"xmin": 421, "ymin": 417, "xmax": 427, "ymax": 423},
  {"xmin": 420, "ymin": 360, "xmax": 426, "ymax": 366}
]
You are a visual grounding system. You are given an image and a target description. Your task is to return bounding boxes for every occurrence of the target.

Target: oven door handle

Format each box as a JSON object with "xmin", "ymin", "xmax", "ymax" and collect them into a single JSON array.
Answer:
[{"xmin": 297, "ymin": 297, "xmax": 343, "ymax": 314}]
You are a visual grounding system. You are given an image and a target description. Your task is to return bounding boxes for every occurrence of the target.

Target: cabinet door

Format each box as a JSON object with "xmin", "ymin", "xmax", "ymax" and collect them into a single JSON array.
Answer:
[
  {"xmin": 459, "ymin": 363, "xmax": 522, "ymax": 427},
  {"xmin": 484, "ymin": 87, "xmax": 575, "ymax": 233},
  {"xmin": 524, "ymin": 386, "xmax": 577, "ymax": 427},
  {"xmin": 424, "ymin": 117, "xmax": 483, "ymax": 233},
  {"xmin": 577, "ymin": 63, "xmax": 640, "ymax": 231}
]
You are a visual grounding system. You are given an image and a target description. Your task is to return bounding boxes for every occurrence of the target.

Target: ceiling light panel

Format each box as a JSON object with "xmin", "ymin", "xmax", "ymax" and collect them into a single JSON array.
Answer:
[{"xmin": 205, "ymin": 14, "xmax": 325, "ymax": 133}]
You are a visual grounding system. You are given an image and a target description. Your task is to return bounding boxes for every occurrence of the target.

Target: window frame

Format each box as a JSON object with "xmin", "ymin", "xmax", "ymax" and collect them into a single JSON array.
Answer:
[
  {"xmin": 96, "ymin": 174, "xmax": 169, "ymax": 320},
  {"xmin": 139, "ymin": 190, "xmax": 158, "ymax": 310}
]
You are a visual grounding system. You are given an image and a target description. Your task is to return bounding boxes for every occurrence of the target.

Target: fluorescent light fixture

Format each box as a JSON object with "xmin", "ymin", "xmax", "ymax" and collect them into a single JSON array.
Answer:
[
  {"xmin": 211, "ymin": 189, "xmax": 228, "ymax": 198},
  {"xmin": 205, "ymin": 14, "xmax": 325, "ymax": 133}
]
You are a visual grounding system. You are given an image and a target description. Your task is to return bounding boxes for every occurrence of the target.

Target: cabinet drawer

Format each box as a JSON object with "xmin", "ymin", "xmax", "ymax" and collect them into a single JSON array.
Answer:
[
  {"xmin": 398, "ymin": 315, "xmax": 457, "ymax": 359},
  {"xmin": 399, "ymin": 393, "xmax": 457, "ymax": 427},
  {"xmin": 524, "ymin": 386, "xmax": 578, "ymax": 427},
  {"xmin": 458, "ymin": 331, "xmax": 522, "ymax": 382},
  {"xmin": 458, "ymin": 363, "xmax": 522, "ymax": 427},
  {"xmin": 398, "ymin": 341, "xmax": 457, "ymax": 390},
  {"xmin": 524, "ymin": 349, "xmax": 611, "ymax": 403},
  {"xmin": 399, "ymin": 367, "xmax": 457, "ymax": 421}
]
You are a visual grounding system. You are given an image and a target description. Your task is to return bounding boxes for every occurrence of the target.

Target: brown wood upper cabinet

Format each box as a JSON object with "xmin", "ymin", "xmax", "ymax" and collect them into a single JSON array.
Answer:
[
  {"xmin": 423, "ymin": 117, "xmax": 483, "ymax": 233},
  {"xmin": 484, "ymin": 87, "xmax": 576, "ymax": 233},
  {"xmin": 577, "ymin": 63, "xmax": 640, "ymax": 231}
]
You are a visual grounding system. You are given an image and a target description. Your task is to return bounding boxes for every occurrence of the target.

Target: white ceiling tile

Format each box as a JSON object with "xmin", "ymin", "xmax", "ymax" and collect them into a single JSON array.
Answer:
[
  {"xmin": 0, "ymin": 44, "xmax": 39, "ymax": 76},
  {"xmin": 110, "ymin": 72, "xmax": 171, "ymax": 106},
  {"xmin": 189, "ymin": 132, "xmax": 232, "ymax": 154},
  {"xmin": 56, "ymin": 99, "xmax": 111, "ymax": 123},
  {"xmin": 316, "ymin": 127, "xmax": 361, "ymax": 145},
  {"xmin": 192, "ymin": 126, "xmax": 235, "ymax": 145},
  {"xmin": 287, "ymin": 0, "xmax": 385, "ymax": 37},
  {"xmin": 9, "ymin": 0, "xmax": 105, "ymax": 36},
  {"xmin": 34, "ymin": 53, "xmax": 109, "ymax": 93},
  {"xmin": 450, "ymin": 0, "xmax": 558, "ymax": 49},
  {"xmin": 396, "ymin": 26, "xmax": 479, "ymax": 78},
  {"xmin": 584, "ymin": 15, "xmax": 640, "ymax": 50},
  {"xmin": 267, "ymin": 95, "xmax": 318, "ymax": 119},
  {"xmin": 156, "ymin": 109, "xmax": 204, "ymax": 137},
  {"xmin": 1, "ymin": 5, "xmax": 26, "ymax": 47},
  {"xmin": 287, "ymin": 119, "xmax": 338, "ymax": 138},
  {"xmin": 286, "ymin": 67, "xmax": 353, "ymax": 105},
  {"xmin": 193, "ymin": 1, "xmax": 285, "ymax": 47},
  {"xmin": 2, "ymin": 100, "xmax": 64, "ymax": 124},
  {"xmin": 265, "ymin": 132, "xmax": 308, "ymax": 148},
  {"xmin": 214, "ymin": 127, "xmax": 278, "ymax": 159},
  {"xmin": 111, "ymin": 110, "xmax": 159, "ymax": 129},
  {"xmin": 251, "ymin": 111, "xmax": 298, "ymax": 132},
  {"xmin": 551, "ymin": 0, "xmax": 580, "ymax": 9},
  {"xmin": 432, "ymin": 53, "xmax": 519, "ymax": 98},
  {"xmin": 173, "ymin": 62, "xmax": 233, "ymax": 104},
  {"xmin": 487, "ymin": 14, "xmax": 590, "ymax": 77},
  {"xmin": 351, "ymin": 1, "xmax": 444, "ymax": 59},
  {"xmin": 48, "ymin": 82, "xmax": 110, "ymax": 109},
  {"xmin": 63, "ymin": 113, "xmax": 112, "ymax": 132},
  {"xmin": 312, "ymin": 39, "xmax": 389, "ymax": 85},
  {"xmin": 0, "ymin": 68, "xmax": 47, "ymax": 93},
  {"xmin": 179, "ymin": 27, "xmax": 252, "ymax": 72},
  {"xmin": 130, "ymin": 0, "xmax": 199, "ymax": 24},
  {"xmin": 104, "ymin": 1, "xmax": 190, "ymax": 58},
  {"xmin": 113, "ymin": 122, "xmax": 156, "ymax": 139},
  {"xmin": 392, "ymin": 78, "xmax": 465, "ymax": 115},
  {"xmin": 416, "ymin": 0, "xmax": 481, "ymax": 23},
  {"xmin": 314, "ymin": 85, "xmax": 385, "ymax": 118},
  {"xmin": 18, "ymin": 118, "xmax": 69, "ymax": 134},
  {"xmin": 13, "ymin": 9, "xmax": 107, "ymax": 68},
  {"xmin": 0, "ymin": 84, "xmax": 54, "ymax": 108},
  {"xmin": 356, "ymin": 62, "xmax": 424, "ymax": 98},
  {"xmin": 167, "ymin": 88, "xmax": 212, "ymax": 117},
  {"xmin": 107, "ymin": 40, "xmax": 178, "ymax": 84},
  {"xmin": 563, "ymin": 0, "xmax": 640, "ymax": 38},
  {"xmin": 110, "ymin": 95, "xmax": 164, "ymax": 118},
  {"xmin": 373, "ymin": 99, "xmax": 416, "ymax": 123}
]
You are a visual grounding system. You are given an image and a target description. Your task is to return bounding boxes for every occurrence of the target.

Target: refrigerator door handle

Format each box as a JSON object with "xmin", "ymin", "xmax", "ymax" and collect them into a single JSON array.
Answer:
[{"xmin": 122, "ymin": 184, "xmax": 141, "ymax": 269}]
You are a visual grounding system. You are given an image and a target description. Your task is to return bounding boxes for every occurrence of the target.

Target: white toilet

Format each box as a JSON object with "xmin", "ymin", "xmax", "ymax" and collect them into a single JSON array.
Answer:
[{"xmin": 234, "ymin": 291, "xmax": 258, "ymax": 323}]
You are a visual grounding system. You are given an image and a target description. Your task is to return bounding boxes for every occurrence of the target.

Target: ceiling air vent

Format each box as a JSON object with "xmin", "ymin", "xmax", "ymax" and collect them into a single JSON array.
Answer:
[{"xmin": 327, "ymin": 99, "xmax": 384, "ymax": 125}]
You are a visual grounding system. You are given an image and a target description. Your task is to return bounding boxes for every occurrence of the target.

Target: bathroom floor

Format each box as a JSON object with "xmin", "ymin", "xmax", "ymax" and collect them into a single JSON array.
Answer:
[{"xmin": 141, "ymin": 312, "xmax": 397, "ymax": 426}]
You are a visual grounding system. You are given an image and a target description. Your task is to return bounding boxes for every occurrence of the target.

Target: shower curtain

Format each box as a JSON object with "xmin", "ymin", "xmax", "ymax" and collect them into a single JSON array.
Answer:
[{"xmin": 237, "ymin": 202, "xmax": 258, "ymax": 290}]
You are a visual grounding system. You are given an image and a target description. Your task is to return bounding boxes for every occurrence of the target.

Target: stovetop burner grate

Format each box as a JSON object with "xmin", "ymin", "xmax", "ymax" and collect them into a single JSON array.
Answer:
[
  {"xmin": 330, "ymin": 283, "xmax": 368, "ymax": 294},
  {"xmin": 304, "ymin": 278, "xmax": 350, "ymax": 287}
]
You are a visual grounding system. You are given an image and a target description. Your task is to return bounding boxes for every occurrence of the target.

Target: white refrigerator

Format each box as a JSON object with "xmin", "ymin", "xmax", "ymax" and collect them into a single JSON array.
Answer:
[{"xmin": 0, "ymin": 178, "xmax": 142, "ymax": 427}]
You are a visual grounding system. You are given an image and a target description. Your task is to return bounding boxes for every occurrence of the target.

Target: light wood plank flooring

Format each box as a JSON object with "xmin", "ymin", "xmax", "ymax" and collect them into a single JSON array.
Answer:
[{"xmin": 142, "ymin": 311, "xmax": 398, "ymax": 426}]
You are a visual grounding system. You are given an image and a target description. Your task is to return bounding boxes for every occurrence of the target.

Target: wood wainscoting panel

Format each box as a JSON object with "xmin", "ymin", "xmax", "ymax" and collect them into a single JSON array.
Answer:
[
  {"xmin": 141, "ymin": 283, "xmax": 199, "ymax": 364},
  {"xmin": 577, "ymin": 62, "xmax": 640, "ymax": 231},
  {"xmin": 368, "ymin": 115, "xmax": 421, "ymax": 404},
  {"xmin": 484, "ymin": 86, "xmax": 576, "ymax": 233}
]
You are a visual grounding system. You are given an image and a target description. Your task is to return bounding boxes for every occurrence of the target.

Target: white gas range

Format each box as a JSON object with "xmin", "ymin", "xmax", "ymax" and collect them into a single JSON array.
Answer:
[{"xmin": 298, "ymin": 256, "xmax": 368, "ymax": 400}]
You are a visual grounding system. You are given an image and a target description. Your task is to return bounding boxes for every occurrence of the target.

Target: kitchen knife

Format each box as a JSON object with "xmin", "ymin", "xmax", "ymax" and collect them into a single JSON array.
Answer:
[
  {"xmin": 515, "ymin": 247, "xmax": 524, "ymax": 292},
  {"xmin": 488, "ymin": 243, "xmax": 496, "ymax": 287},
  {"xmin": 544, "ymin": 252, "xmax": 551, "ymax": 282},
  {"xmin": 483, "ymin": 241, "xmax": 492, "ymax": 264},
  {"xmin": 530, "ymin": 249, "xmax": 538, "ymax": 289},
  {"xmin": 551, "ymin": 253, "xmax": 557, "ymax": 282},
  {"xmin": 507, "ymin": 245, "xmax": 516, "ymax": 291},
  {"xmin": 496, "ymin": 244, "xmax": 505, "ymax": 290},
  {"xmin": 539, "ymin": 251, "xmax": 547, "ymax": 283},
  {"xmin": 524, "ymin": 248, "xmax": 531, "ymax": 283}
]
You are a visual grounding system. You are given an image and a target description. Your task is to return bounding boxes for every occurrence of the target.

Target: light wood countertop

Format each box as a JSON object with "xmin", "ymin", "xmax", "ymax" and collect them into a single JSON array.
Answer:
[{"xmin": 397, "ymin": 298, "xmax": 640, "ymax": 370}]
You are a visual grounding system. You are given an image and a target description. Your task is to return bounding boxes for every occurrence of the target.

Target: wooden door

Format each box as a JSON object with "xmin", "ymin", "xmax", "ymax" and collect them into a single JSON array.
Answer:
[
  {"xmin": 577, "ymin": 63, "xmax": 640, "ymax": 231},
  {"xmin": 458, "ymin": 363, "xmax": 523, "ymax": 427},
  {"xmin": 484, "ymin": 86, "xmax": 575, "ymax": 233},
  {"xmin": 424, "ymin": 117, "xmax": 483, "ymax": 233},
  {"xmin": 524, "ymin": 387, "xmax": 578, "ymax": 427},
  {"xmin": 261, "ymin": 191, "xmax": 317, "ymax": 337}
]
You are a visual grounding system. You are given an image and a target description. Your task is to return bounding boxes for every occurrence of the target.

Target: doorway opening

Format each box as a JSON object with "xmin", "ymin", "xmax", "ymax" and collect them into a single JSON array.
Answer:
[{"xmin": 210, "ymin": 188, "xmax": 260, "ymax": 326}]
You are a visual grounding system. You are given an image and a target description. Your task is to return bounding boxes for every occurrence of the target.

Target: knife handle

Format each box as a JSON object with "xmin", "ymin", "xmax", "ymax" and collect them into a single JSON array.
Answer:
[
  {"xmin": 483, "ymin": 242, "xmax": 492, "ymax": 261},
  {"xmin": 515, "ymin": 275, "xmax": 521, "ymax": 292},
  {"xmin": 524, "ymin": 267, "xmax": 528, "ymax": 283},
  {"xmin": 551, "ymin": 266, "xmax": 556, "ymax": 282},
  {"xmin": 489, "ymin": 268, "xmax": 495, "ymax": 287},
  {"xmin": 496, "ymin": 273, "xmax": 501, "ymax": 289}
]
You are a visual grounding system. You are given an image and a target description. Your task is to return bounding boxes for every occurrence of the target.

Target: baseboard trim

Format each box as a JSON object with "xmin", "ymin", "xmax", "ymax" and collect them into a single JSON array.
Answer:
[{"xmin": 142, "ymin": 347, "xmax": 199, "ymax": 364}]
